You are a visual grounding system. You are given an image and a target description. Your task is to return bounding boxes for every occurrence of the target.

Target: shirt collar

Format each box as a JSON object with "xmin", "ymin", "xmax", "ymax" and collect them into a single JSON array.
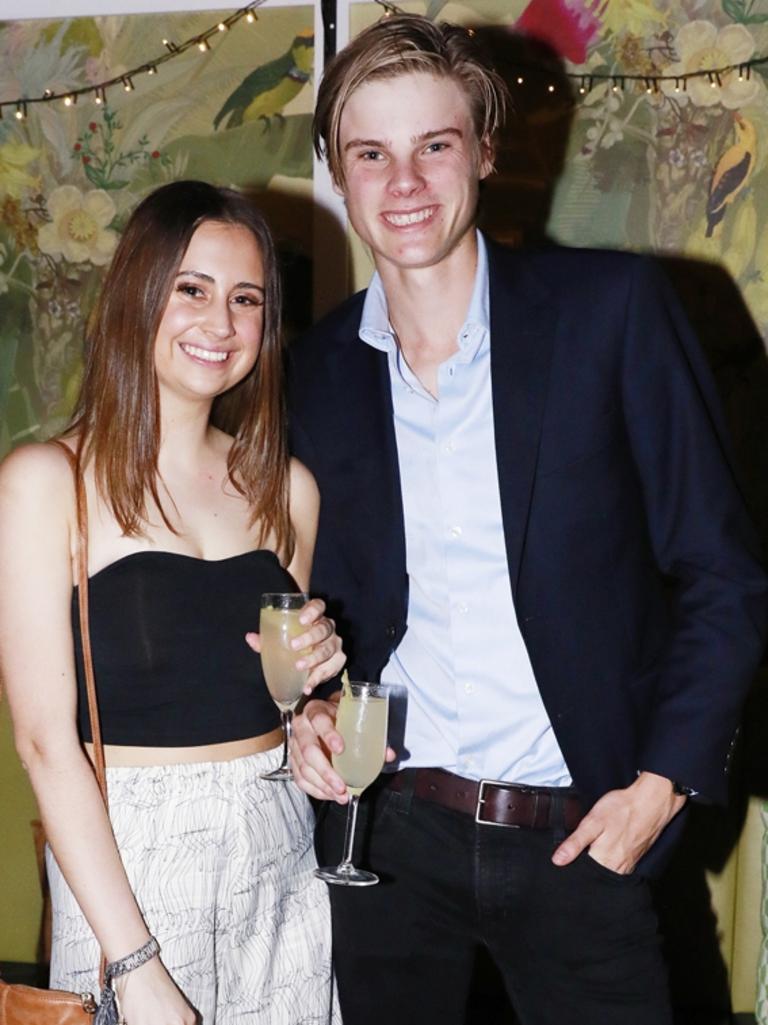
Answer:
[{"xmin": 359, "ymin": 230, "xmax": 490, "ymax": 363}]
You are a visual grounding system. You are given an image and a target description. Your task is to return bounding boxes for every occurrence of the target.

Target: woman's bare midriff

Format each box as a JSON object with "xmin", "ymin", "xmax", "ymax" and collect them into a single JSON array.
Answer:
[{"xmin": 85, "ymin": 728, "xmax": 284, "ymax": 767}]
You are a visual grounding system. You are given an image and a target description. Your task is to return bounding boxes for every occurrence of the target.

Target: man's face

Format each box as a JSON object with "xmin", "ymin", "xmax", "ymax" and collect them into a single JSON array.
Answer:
[{"xmin": 335, "ymin": 71, "xmax": 493, "ymax": 275}]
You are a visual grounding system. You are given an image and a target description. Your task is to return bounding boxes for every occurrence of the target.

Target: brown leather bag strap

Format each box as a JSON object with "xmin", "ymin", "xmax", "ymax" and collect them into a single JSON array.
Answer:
[{"xmin": 51, "ymin": 439, "xmax": 108, "ymax": 808}]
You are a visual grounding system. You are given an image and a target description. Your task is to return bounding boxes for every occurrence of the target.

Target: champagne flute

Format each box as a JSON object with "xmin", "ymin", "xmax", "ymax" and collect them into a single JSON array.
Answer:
[
  {"xmin": 315, "ymin": 681, "xmax": 390, "ymax": 886},
  {"xmin": 258, "ymin": 592, "xmax": 310, "ymax": 781}
]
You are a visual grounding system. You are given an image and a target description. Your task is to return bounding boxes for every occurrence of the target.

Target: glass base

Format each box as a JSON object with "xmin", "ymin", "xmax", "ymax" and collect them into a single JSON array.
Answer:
[
  {"xmin": 259, "ymin": 766, "xmax": 293, "ymax": 781},
  {"xmin": 314, "ymin": 865, "xmax": 379, "ymax": 887}
]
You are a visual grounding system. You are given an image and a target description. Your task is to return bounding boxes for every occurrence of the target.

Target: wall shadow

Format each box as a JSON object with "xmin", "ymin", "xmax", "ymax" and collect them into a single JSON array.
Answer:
[{"xmin": 242, "ymin": 183, "xmax": 347, "ymax": 340}]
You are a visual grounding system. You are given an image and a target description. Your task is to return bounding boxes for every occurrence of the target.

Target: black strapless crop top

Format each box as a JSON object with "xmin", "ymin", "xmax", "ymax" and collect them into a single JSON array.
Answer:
[{"xmin": 72, "ymin": 549, "xmax": 294, "ymax": 746}]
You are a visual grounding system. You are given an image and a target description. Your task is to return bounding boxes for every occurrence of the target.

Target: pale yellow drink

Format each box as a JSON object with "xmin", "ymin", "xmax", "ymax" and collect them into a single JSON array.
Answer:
[
  {"xmin": 333, "ymin": 692, "xmax": 389, "ymax": 795},
  {"xmin": 259, "ymin": 606, "xmax": 309, "ymax": 711}
]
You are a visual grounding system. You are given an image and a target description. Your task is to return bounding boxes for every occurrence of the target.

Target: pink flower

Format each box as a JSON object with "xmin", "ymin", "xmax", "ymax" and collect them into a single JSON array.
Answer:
[{"xmin": 515, "ymin": 0, "xmax": 601, "ymax": 64}]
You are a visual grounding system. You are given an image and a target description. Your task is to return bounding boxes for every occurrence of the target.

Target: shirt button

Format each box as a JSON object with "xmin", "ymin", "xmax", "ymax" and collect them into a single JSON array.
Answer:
[
  {"xmin": 443, "ymin": 440, "xmax": 455, "ymax": 454},
  {"xmin": 385, "ymin": 624, "xmax": 396, "ymax": 639},
  {"xmin": 464, "ymin": 683, "xmax": 474, "ymax": 695},
  {"xmin": 449, "ymin": 526, "xmax": 462, "ymax": 539}
]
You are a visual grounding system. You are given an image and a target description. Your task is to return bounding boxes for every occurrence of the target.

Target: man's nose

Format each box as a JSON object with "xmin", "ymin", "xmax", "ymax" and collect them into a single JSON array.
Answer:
[{"xmin": 388, "ymin": 156, "xmax": 425, "ymax": 196}]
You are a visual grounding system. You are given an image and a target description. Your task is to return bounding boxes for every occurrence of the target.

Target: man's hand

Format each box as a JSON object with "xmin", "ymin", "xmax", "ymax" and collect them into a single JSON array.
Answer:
[
  {"xmin": 551, "ymin": 771, "xmax": 687, "ymax": 874},
  {"xmin": 290, "ymin": 695, "xmax": 396, "ymax": 803}
]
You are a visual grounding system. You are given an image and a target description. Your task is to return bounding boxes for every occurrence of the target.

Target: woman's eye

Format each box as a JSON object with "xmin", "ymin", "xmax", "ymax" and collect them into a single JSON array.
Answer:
[
  {"xmin": 177, "ymin": 283, "xmax": 204, "ymax": 298},
  {"xmin": 232, "ymin": 293, "xmax": 263, "ymax": 307}
]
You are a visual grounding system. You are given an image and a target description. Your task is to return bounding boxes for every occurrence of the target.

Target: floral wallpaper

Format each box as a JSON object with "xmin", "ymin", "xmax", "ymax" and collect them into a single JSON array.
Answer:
[{"xmin": 0, "ymin": 6, "xmax": 314, "ymax": 455}]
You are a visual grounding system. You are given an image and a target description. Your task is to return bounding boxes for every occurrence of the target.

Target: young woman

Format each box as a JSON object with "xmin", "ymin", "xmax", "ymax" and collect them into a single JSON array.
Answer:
[{"xmin": 0, "ymin": 180, "xmax": 343, "ymax": 1025}]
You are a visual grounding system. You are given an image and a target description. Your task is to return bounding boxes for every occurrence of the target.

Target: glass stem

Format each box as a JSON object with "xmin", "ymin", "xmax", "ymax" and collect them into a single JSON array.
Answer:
[
  {"xmin": 278, "ymin": 709, "xmax": 293, "ymax": 770},
  {"xmin": 338, "ymin": 793, "xmax": 360, "ymax": 872}
]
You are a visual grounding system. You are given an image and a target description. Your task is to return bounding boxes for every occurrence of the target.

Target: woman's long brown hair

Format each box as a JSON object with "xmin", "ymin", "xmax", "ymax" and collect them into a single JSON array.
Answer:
[{"xmin": 68, "ymin": 180, "xmax": 293, "ymax": 561}]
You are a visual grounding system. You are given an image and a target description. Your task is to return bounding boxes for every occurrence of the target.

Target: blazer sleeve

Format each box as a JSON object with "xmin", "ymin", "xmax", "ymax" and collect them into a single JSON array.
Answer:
[{"xmin": 620, "ymin": 258, "xmax": 767, "ymax": 799}]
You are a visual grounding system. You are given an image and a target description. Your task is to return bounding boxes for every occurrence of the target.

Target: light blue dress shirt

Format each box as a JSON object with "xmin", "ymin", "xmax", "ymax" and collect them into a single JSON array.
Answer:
[{"xmin": 359, "ymin": 233, "xmax": 572, "ymax": 785}]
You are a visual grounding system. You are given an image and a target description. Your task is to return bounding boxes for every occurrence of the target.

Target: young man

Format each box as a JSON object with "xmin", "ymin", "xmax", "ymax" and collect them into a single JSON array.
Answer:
[{"xmin": 288, "ymin": 15, "xmax": 767, "ymax": 1025}]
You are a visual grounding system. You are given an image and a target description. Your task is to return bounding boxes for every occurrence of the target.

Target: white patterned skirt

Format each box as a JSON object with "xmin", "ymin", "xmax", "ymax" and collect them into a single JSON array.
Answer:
[{"xmin": 47, "ymin": 748, "xmax": 339, "ymax": 1025}]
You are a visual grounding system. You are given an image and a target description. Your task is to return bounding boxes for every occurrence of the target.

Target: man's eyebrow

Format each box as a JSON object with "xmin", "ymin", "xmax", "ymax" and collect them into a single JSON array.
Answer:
[
  {"xmin": 343, "ymin": 126, "xmax": 464, "ymax": 152},
  {"xmin": 418, "ymin": 127, "xmax": 464, "ymax": 143},
  {"xmin": 175, "ymin": 270, "xmax": 264, "ymax": 291}
]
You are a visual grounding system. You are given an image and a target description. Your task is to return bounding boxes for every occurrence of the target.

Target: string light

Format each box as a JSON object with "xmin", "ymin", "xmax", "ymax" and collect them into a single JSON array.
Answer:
[
  {"xmin": 369, "ymin": 0, "xmax": 768, "ymax": 101},
  {"xmin": 1, "ymin": 0, "xmax": 765, "ymax": 120},
  {"xmin": 0, "ymin": 1, "xmax": 265, "ymax": 121}
]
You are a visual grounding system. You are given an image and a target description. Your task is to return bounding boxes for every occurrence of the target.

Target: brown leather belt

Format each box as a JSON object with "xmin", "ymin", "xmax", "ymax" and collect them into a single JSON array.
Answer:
[{"xmin": 385, "ymin": 768, "xmax": 584, "ymax": 831}]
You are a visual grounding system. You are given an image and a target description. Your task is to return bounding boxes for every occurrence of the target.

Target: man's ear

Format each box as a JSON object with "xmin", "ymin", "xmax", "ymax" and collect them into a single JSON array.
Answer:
[{"xmin": 478, "ymin": 135, "xmax": 496, "ymax": 180}]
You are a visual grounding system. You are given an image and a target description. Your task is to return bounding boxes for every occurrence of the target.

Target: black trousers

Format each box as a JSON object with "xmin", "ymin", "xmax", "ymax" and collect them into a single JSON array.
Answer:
[{"xmin": 315, "ymin": 773, "xmax": 674, "ymax": 1025}]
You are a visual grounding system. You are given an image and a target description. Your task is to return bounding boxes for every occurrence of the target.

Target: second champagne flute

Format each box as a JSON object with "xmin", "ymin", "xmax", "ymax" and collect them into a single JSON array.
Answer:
[
  {"xmin": 315, "ymin": 680, "xmax": 390, "ymax": 886},
  {"xmin": 258, "ymin": 592, "xmax": 310, "ymax": 781}
]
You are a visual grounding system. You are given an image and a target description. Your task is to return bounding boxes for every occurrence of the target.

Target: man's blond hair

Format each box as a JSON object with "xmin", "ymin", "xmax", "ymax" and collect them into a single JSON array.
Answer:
[{"xmin": 314, "ymin": 14, "xmax": 509, "ymax": 184}]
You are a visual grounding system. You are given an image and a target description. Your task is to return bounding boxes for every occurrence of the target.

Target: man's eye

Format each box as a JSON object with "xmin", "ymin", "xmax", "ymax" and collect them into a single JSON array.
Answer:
[
  {"xmin": 361, "ymin": 150, "xmax": 383, "ymax": 161},
  {"xmin": 426, "ymin": 142, "xmax": 448, "ymax": 153}
]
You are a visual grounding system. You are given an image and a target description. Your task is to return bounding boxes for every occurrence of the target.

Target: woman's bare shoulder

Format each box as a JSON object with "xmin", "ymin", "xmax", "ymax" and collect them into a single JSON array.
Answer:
[
  {"xmin": 0, "ymin": 440, "xmax": 75, "ymax": 508},
  {"xmin": 288, "ymin": 457, "xmax": 319, "ymax": 510}
]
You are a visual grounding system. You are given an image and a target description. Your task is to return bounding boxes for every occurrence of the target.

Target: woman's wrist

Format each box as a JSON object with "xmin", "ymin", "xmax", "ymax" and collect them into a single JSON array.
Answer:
[{"xmin": 106, "ymin": 936, "xmax": 160, "ymax": 981}]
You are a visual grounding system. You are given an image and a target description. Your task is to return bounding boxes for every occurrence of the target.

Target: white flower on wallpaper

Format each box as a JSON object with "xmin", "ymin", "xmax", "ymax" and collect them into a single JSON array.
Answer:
[
  {"xmin": 37, "ymin": 184, "xmax": 118, "ymax": 266},
  {"xmin": 662, "ymin": 21, "xmax": 763, "ymax": 108}
]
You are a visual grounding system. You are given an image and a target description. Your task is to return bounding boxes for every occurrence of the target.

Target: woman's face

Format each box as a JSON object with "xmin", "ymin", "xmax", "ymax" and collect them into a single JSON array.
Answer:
[{"xmin": 154, "ymin": 220, "xmax": 266, "ymax": 408}]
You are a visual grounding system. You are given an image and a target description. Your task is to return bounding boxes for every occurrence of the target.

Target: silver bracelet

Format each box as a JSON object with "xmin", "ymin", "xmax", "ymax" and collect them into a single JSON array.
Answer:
[{"xmin": 105, "ymin": 936, "xmax": 160, "ymax": 981}]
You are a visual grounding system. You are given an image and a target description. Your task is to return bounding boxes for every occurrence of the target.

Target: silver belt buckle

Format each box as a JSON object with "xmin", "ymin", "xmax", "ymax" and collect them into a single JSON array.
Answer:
[{"xmin": 475, "ymin": 778, "xmax": 521, "ymax": 828}]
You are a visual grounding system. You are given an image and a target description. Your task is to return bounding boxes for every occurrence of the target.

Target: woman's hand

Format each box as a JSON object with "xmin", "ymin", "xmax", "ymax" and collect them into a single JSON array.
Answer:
[
  {"xmin": 246, "ymin": 597, "xmax": 346, "ymax": 695},
  {"xmin": 113, "ymin": 955, "xmax": 197, "ymax": 1025}
]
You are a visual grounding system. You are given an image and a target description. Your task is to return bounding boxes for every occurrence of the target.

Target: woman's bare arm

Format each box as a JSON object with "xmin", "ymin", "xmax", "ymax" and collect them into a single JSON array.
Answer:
[{"xmin": 0, "ymin": 443, "xmax": 193, "ymax": 1024}]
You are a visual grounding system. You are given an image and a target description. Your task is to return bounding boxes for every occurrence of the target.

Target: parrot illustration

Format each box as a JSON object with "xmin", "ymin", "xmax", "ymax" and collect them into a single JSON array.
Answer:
[
  {"xmin": 705, "ymin": 113, "xmax": 756, "ymax": 238},
  {"xmin": 213, "ymin": 30, "xmax": 314, "ymax": 131}
]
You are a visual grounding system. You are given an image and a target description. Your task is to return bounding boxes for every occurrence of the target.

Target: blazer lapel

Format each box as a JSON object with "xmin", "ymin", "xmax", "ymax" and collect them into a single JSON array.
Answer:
[
  {"xmin": 326, "ymin": 318, "xmax": 407, "ymax": 588},
  {"xmin": 488, "ymin": 243, "xmax": 559, "ymax": 597}
]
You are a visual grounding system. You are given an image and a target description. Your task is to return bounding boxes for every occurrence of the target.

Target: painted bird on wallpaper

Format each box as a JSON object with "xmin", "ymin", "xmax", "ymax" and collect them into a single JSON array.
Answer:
[
  {"xmin": 706, "ymin": 113, "xmax": 756, "ymax": 238},
  {"xmin": 213, "ymin": 30, "xmax": 314, "ymax": 131}
]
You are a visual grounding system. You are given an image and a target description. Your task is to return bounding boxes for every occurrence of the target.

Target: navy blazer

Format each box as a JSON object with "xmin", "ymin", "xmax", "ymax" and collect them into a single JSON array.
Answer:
[{"xmin": 289, "ymin": 242, "xmax": 767, "ymax": 868}]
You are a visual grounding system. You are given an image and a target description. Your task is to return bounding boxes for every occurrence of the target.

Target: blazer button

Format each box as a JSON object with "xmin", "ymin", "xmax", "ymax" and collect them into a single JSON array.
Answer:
[{"xmin": 385, "ymin": 624, "xmax": 397, "ymax": 639}]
